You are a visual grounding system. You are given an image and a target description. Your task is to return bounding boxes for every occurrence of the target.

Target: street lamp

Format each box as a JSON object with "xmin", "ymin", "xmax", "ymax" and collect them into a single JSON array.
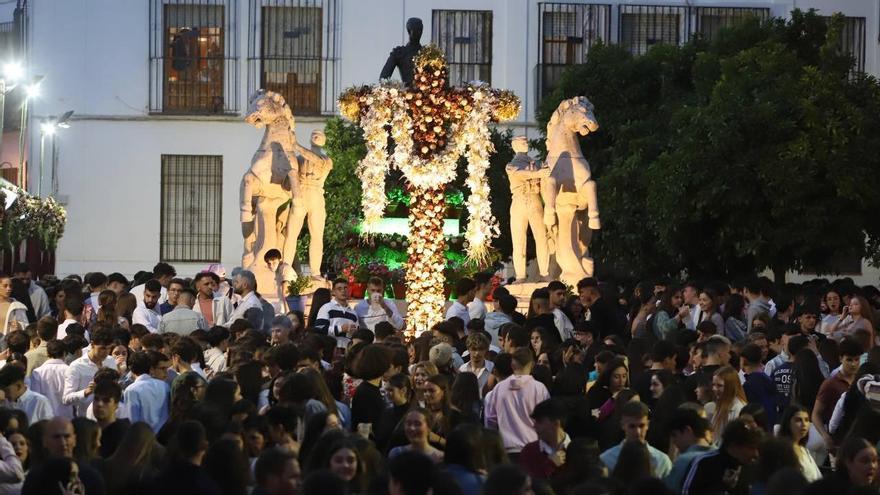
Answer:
[
  {"xmin": 0, "ymin": 61, "xmax": 24, "ymax": 181},
  {"xmin": 18, "ymin": 74, "xmax": 43, "ymax": 187},
  {"xmin": 38, "ymin": 110, "xmax": 72, "ymax": 197}
]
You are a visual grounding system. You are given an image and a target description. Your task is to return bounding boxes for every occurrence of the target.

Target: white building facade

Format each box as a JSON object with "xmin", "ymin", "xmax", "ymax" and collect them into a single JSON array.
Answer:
[{"xmin": 15, "ymin": 0, "xmax": 880, "ymax": 280}]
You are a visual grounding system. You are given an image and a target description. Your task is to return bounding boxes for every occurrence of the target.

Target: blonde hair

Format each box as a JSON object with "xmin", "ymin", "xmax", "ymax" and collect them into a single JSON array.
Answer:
[{"xmin": 712, "ymin": 365, "xmax": 747, "ymax": 434}]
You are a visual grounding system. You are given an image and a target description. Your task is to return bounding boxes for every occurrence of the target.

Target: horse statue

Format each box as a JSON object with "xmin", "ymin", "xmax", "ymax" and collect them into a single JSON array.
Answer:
[
  {"xmin": 240, "ymin": 90, "xmax": 305, "ymax": 269},
  {"xmin": 542, "ymin": 96, "xmax": 601, "ymax": 285}
]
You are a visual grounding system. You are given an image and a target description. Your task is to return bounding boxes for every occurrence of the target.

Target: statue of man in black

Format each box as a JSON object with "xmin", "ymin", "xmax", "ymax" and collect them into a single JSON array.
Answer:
[{"xmin": 379, "ymin": 17, "xmax": 423, "ymax": 86}]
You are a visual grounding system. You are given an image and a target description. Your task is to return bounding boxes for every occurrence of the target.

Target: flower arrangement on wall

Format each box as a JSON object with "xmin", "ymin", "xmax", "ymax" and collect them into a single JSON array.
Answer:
[{"xmin": 0, "ymin": 187, "xmax": 67, "ymax": 251}]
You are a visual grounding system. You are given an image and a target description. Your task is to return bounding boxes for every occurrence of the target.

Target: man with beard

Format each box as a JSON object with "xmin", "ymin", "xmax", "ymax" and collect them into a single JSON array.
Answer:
[{"xmin": 132, "ymin": 279, "xmax": 162, "ymax": 332}]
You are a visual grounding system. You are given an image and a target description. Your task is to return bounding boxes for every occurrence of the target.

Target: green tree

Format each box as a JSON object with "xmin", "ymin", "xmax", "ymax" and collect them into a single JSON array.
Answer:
[{"xmin": 538, "ymin": 10, "xmax": 880, "ymax": 281}]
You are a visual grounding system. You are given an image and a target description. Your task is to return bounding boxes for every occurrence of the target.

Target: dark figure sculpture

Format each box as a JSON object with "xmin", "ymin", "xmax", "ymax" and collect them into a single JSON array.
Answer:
[{"xmin": 379, "ymin": 17, "xmax": 424, "ymax": 86}]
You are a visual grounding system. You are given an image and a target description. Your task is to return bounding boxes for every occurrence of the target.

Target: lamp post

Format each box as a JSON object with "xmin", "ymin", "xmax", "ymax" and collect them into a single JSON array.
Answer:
[
  {"xmin": 18, "ymin": 75, "xmax": 43, "ymax": 190},
  {"xmin": 38, "ymin": 110, "xmax": 72, "ymax": 197},
  {"xmin": 0, "ymin": 62, "xmax": 24, "ymax": 183}
]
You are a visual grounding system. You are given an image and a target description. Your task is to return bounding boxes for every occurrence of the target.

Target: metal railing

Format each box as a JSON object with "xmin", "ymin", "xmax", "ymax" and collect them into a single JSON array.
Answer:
[
  {"xmin": 160, "ymin": 154, "xmax": 223, "ymax": 262},
  {"xmin": 149, "ymin": 0, "xmax": 241, "ymax": 114},
  {"xmin": 432, "ymin": 10, "xmax": 493, "ymax": 86},
  {"xmin": 824, "ymin": 15, "xmax": 867, "ymax": 75},
  {"xmin": 537, "ymin": 2, "xmax": 611, "ymax": 103},
  {"xmin": 693, "ymin": 7, "xmax": 769, "ymax": 42},
  {"xmin": 247, "ymin": 0, "xmax": 340, "ymax": 116}
]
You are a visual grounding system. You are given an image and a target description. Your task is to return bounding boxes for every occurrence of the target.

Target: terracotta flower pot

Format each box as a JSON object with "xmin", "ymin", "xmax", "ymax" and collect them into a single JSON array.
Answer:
[
  {"xmin": 392, "ymin": 282, "xmax": 406, "ymax": 299},
  {"xmin": 349, "ymin": 282, "xmax": 367, "ymax": 299}
]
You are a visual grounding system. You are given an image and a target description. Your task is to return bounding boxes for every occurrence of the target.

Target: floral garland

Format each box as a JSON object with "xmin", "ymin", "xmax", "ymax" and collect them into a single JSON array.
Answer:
[
  {"xmin": 355, "ymin": 89, "xmax": 394, "ymax": 232},
  {"xmin": 0, "ymin": 186, "xmax": 67, "ymax": 250},
  {"xmin": 463, "ymin": 84, "xmax": 500, "ymax": 263}
]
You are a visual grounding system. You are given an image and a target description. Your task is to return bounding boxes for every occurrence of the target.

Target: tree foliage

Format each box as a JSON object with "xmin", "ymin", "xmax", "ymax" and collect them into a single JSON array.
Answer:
[{"xmin": 538, "ymin": 10, "xmax": 880, "ymax": 280}]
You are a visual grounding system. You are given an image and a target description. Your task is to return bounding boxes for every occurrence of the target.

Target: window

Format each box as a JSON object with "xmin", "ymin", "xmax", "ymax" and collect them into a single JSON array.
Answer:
[
  {"xmin": 824, "ymin": 15, "xmax": 866, "ymax": 74},
  {"xmin": 160, "ymin": 155, "xmax": 223, "ymax": 262},
  {"xmin": 694, "ymin": 7, "xmax": 769, "ymax": 42},
  {"xmin": 149, "ymin": 0, "xmax": 240, "ymax": 114},
  {"xmin": 537, "ymin": 3, "xmax": 611, "ymax": 102},
  {"xmin": 248, "ymin": 0, "xmax": 340, "ymax": 116},
  {"xmin": 432, "ymin": 10, "xmax": 493, "ymax": 86},
  {"xmin": 619, "ymin": 5, "xmax": 688, "ymax": 56}
]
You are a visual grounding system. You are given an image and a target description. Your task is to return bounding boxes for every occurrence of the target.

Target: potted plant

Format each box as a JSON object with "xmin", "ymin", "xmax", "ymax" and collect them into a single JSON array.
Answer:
[
  {"xmin": 285, "ymin": 275, "xmax": 313, "ymax": 313},
  {"xmin": 389, "ymin": 268, "xmax": 406, "ymax": 299}
]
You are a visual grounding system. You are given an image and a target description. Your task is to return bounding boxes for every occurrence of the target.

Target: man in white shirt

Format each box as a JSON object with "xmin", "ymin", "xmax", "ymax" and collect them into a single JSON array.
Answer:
[
  {"xmin": 354, "ymin": 277, "xmax": 404, "ymax": 332},
  {"xmin": 467, "ymin": 273, "xmax": 493, "ymax": 321},
  {"xmin": 62, "ymin": 327, "xmax": 116, "ymax": 417},
  {"xmin": 84, "ymin": 272, "xmax": 108, "ymax": 315},
  {"xmin": 0, "ymin": 363, "xmax": 54, "ymax": 424},
  {"xmin": 459, "ymin": 333, "xmax": 494, "ymax": 396},
  {"xmin": 204, "ymin": 326, "xmax": 230, "ymax": 374},
  {"xmin": 192, "ymin": 271, "xmax": 233, "ymax": 327},
  {"xmin": 315, "ymin": 278, "xmax": 358, "ymax": 348},
  {"xmin": 57, "ymin": 296, "xmax": 84, "ymax": 340},
  {"xmin": 446, "ymin": 277, "xmax": 476, "ymax": 326},
  {"xmin": 129, "ymin": 262, "xmax": 176, "ymax": 307},
  {"xmin": 227, "ymin": 270, "xmax": 264, "ymax": 328},
  {"xmin": 30, "ymin": 340, "xmax": 73, "ymax": 419},
  {"xmin": 547, "ymin": 281, "xmax": 574, "ymax": 342},
  {"xmin": 132, "ymin": 279, "xmax": 162, "ymax": 333},
  {"xmin": 120, "ymin": 351, "xmax": 170, "ymax": 432},
  {"xmin": 683, "ymin": 281, "xmax": 701, "ymax": 331},
  {"xmin": 12, "ymin": 263, "xmax": 50, "ymax": 319},
  {"xmin": 159, "ymin": 289, "xmax": 208, "ymax": 336}
]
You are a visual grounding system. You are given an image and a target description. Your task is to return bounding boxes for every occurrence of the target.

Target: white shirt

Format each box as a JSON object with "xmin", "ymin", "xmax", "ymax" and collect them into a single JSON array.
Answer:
[
  {"xmin": 132, "ymin": 306, "xmax": 161, "ymax": 333},
  {"xmin": 467, "ymin": 298, "xmax": 487, "ymax": 321},
  {"xmin": 28, "ymin": 281, "xmax": 50, "ymax": 319},
  {"xmin": 5, "ymin": 389, "xmax": 53, "ymax": 424},
  {"xmin": 30, "ymin": 358, "xmax": 73, "ymax": 419},
  {"xmin": 553, "ymin": 308, "xmax": 574, "ymax": 342},
  {"xmin": 63, "ymin": 354, "xmax": 116, "ymax": 417},
  {"xmin": 354, "ymin": 298, "xmax": 404, "ymax": 331},
  {"xmin": 87, "ymin": 292, "xmax": 101, "ymax": 314},
  {"xmin": 129, "ymin": 283, "xmax": 168, "ymax": 308},
  {"xmin": 459, "ymin": 359, "xmax": 494, "ymax": 397},
  {"xmin": 445, "ymin": 301, "xmax": 471, "ymax": 326},
  {"xmin": 315, "ymin": 300, "xmax": 358, "ymax": 348},
  {"xmin": 120, "ymin": 374, "xmax": 170, "ymax": 433},
  {"xmin": 56, "ymin": 318, "xmax": 78, "ymax": 340},
  {"xmin": 227, "ymin": 291, "xmax": 262, "ymax": 325},
  {"xmin": 204, "ymin": 347, "xmax": 227, "ymax": 374}
]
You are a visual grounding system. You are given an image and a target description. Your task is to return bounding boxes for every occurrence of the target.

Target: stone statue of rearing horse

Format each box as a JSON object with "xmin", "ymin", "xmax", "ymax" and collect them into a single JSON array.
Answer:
[
  {"xmin": 240, "ymin": 90, "xmax": 305, "ymax": 269},
  {"xmin": 543, "ymin": 96, "xmax": 601, "ymax": 285}
]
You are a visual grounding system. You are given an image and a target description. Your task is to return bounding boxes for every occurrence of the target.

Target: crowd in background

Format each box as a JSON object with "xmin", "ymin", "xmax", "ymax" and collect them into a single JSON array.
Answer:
[{"xmin": 0, "ymin": 259, "xmax": 876, "ymax": 495}]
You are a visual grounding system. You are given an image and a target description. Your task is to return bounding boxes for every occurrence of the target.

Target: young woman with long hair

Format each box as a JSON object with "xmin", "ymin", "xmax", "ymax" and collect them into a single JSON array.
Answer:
[
  {"xmin": 654, "ymin": 286, "xmax": 689, "ymax": 341},
  {"xmin": 389, "ymin": 408, "xmax": 444, "ymax": 463},
  {"xmin": 778, "ymin": 404, "xmax": 822, "ymax": 482},
  {"xmin": 706, "ymin": 365, "xmax": 747, "ymax": 444},
  {"xmin": 830, "ymin": 294, "xmax": 877, "ymax": 343}
]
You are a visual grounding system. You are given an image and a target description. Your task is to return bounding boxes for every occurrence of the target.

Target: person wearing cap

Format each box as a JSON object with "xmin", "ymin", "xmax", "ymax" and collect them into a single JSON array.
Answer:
[
  {"xmin": 429, "ymin": 343, "xmax": 456, "ymax": 375},
  {"xmin": 518, "ymin": 398, "xmax": 570, "ymax": 480}
]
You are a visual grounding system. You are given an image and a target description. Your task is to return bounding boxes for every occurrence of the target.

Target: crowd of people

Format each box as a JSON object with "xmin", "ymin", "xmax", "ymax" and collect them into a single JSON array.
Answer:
[{"xmin": 0, "ymin": 260, "xmax": 877, "ymax": 495}]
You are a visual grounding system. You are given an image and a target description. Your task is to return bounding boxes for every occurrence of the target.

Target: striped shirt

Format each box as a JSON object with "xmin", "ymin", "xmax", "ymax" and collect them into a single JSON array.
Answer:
[{"xmin": 315, "ymin": 300, "xmax": 358, "ymax": 348}]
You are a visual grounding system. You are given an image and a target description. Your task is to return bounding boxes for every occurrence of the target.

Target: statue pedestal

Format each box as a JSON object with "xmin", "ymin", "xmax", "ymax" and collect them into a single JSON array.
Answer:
[{"xmin": 504, "ymin": 281, "xmax": 548, "ymax": 314}]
